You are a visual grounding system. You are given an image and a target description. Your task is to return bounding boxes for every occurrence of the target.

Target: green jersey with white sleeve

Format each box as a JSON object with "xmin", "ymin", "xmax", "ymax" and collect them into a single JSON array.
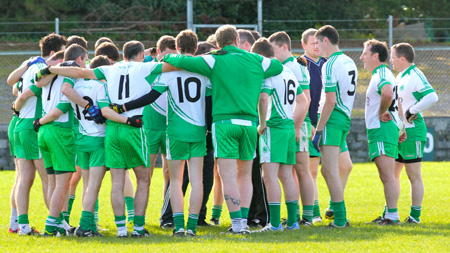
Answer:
[
  {"xmin": 318, "ymin": 51, "xmax": 358, "ymax": 131},
  {"xmin": 41, "ymin": 75, "xmax": 73, "ymax": 128},
  {"xmin": 152, "ymin": 70, "xmax": 211, "ymax": 142}
]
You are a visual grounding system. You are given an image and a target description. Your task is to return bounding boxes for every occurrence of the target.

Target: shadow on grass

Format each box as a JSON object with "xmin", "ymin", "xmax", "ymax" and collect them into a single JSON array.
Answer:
[{"xmin": 55, "ymin": 222, "xmax": 450, "ymax": 244}]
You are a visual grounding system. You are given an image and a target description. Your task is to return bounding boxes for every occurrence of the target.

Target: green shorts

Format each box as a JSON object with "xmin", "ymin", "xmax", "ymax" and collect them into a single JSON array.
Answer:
[
  {"xmin": 295, "ymin": 121, "xmax": 309, "ymax": 153},
  {"xmin": 146, "ymin": 129, "xmax": 166, "ymax": 154},
  {"xmin": 46, "ymin": 167, "xmax": 72, "ymax": 175},
  {"xmin": 76, "ymin": 149, "xmax": 106, "ymax": 170},
  {"xmin": 14, "ymin": 129, "xmax": 41, "ymax": 160},
  {"xmin": 368, "ymin": 141, "xmax": 398, "ymax": 161},
  {"xmin": 309, "ymin": 139, "xmax": 349, "ymax": 158},
  {"xmin": 105, "ymin": 123, "xmax": 150, "ymax": 169},
  {"xmin": 8, "ymin": 116, "xmax": 18, "ymax": 157},
  {"xmin": 320, "ymin": 125, "xmax": 348, "ymax": 148},
  {"xmin": 397, "ymin": 141, "xmax": 425, "ymax": 162},
  {"xmin": 212, "ymin": 121, "xmax": 257, "ymax": 161},
  {"xmin": 166, "ymin": 137, "xmax": 206, "ymax": 160},
  {"xmin": 260, "ymin": 127, "xmax": 296, "ymax": 165},
  {"xmin": 38, "ymin": 125, "xmax": 76, "ymax": 172}
]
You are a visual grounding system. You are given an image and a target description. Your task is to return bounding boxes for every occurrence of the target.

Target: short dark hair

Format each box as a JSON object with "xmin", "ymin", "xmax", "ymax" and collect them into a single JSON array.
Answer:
[
  {"xmin": 89, "ymin": 55, "xmax": 111, "ymax": 69},
  {"xmin": 251, "ymin": 30, "xmax": 261, "ymax": 40},
  {"xmin": 39, "ymin": 33, "xmax": 67, "ymax": 57},
  {"xmin": 157, "ymin": 35, "xmax": 176, "ymax": 52},
  {"xmin": 392, "ymin": 42, "xmax": 415, "ymax": 63},
  {"xmin": 251, "ymin": 38, "xmax": 274, "ymax": 58},
  {"xmin": 95, "ymin": 42, "xmax": 120, "ymax": 62},
  {"xmin": 364, "ymin": 39, "xmax": 389, "ymax": 62},
  {"xmin": 67, "ymin": 35, "xmax": 88, "ymax": 50},
  {"xmin": 123, "ymin": 41, "xmax": 144, "ymax": 60},
  {"xmin": 215, "ymin": 25, "xmax": 238, "ymax": 48},
  {"xmin": 47, "ymin": 50, "xmax": 65, "ymax": 62},
  {"xmin": 176, "ymin": 30, "xmax": 198, "ymax": 55},
  {"xmin": 64, "ymin": 44, "xmax": 88, "ymax": 61},
  {"xmin": 315, "ymin": 25, "xmax": 339, "ymax": 45},
  {"xmin": 195, "ymin": 42, "xmax": 217, "ymax": 56},
  {"xmin": 268, "ymin": 31, "xmax": 291, "ymax": 51},
  {"xmin": 301, "ymin": 28, "xmax": 317, "ymax": 44},
  {"xmin": 95, "ymin": 37, "xmax": 113, "ymax": 50},
  {"xmin": 238, "ymin": 29, "xmax": 255, "ymax": 46}
]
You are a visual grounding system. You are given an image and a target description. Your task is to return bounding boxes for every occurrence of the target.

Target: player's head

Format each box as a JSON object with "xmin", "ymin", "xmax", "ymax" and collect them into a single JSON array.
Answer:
[
  {"xmin": 176, "ymin": 30, "xmax": 198, "ymax": 55},
  {"xmin": 39, "ymin": 33, "xmax": 67, "ymax": 58},
  {"xmin": 95, "ymin": 37, "xmax": 113, "ymax": 50},
  {"xmin": 268, "ymin": 31, "xmax": 291, "ymax": 61},
  {"xmin": 95, "ymin": 42, "xmax": 120, "ymax": 64},
  {"xmin": 64, "ymin": 44, "xmax": 88, "ymax": 68},
  {"xmin": 302, "ymin": 28, "xmax": 319, "ymax": 59},
  {"xmin": 89, "ymin": 55, "xmax": 111, "ymax": 69},
  {"xmin": 195, "ymin": 42, "xmax": 217, "ymax": 56},
  {"xmin": 315, "ymin": 25, "xmax": 339, "ymax": 57},
  {"xmin": 67, "ymin": 35, "xmax": 88, "ymax": 50},
  {"xmin": 237, "ymin": 29, "xmax": 255, "ymax": 52},
  {"xmin": 390, "ymin": 43, "xmax": 415, "ymax": 71},
  {"xmin": 251, "ymin": 30, "xmax": 261, "ymax": 40},
  {"xmin": 123, "ymin": 40, "xmax": 145, "ymax": 62},
  {"xmin": 251, "ymin": 38, "xmax": 275, "ymax": 58},
  {"xmin": 46, "ymin": 50, "xmax": 65, "ymax": 66},
  {"xmin": 206, "ymin": 34, "xmax": 217, "ymax": 47},
  {"xmin": 360, "ymin": 39, "xmax": 388, "ymax": 71},
  {"xmin": 215, "ymin": 25, "xmax": 239, "ymax": 48}
]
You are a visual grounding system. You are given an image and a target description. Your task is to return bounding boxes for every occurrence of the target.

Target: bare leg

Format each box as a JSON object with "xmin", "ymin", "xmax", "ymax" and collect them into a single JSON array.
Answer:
[
  {"xmin": 16, "ymin": 159, "xmax": 36, "ymax": 218},
  {"xmin": 338, "ymin": 151, "xmax": 353, "ymax": 191},
  {"xmin": 83, "ymin": 166, "xmax": 106, "ymax": 213},
  {"xmin": 374, "ymin": 155, "xmax": 399, "ymax": 210},
  {"xmin": 293, "ymin": 151, "xmax": 314, "ymax": 206},
  {"xmin": 213, "ymin": 161, "xmax": 223, "ymax": 206},
  {"xmin": 168, "ymin": 159, "xmax": 186, "ymax": 213},
  {"xmin": 187, "ymin": 157, "xmax": 204, "ymax": 215},
  {"xmin": 110, "ymin": 169, "xmax": 126, "ymax": 216},
  {"xmin": 34, "ymin": 159, "xmax": 49, "ymax": 209},
  {"xmin": 132, "ymin": 165, "xmax": 150, "ymax": 216},
  {"xmin": 49, "ymin": 173, "xmax": 73, "ymax": 218},
  {"xmin": 405, "ymin": 162, "xmax": 424, "ymax": 207},
  {"xmin": 237, "ymin": 159, "xmax": 253, "ymax": 211}
]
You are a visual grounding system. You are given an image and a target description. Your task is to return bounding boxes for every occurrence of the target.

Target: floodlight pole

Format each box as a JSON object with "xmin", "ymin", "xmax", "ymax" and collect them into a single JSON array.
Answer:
[
  {"xmin": 389, "ymin": 15, "xmax": 393, "ymax": 70},
  {"xmin": 187, "ymin": 0, "xmax": 193, "ymax": 30},
  {"xmin": 258, "ymin": 0, "xmax": 262, "ymax": 35}
]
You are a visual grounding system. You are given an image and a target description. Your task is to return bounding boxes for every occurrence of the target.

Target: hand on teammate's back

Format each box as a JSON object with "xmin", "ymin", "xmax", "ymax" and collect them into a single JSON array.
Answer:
[
  {"xmin": 34, "ymin": 66, "xmax": 51, "ymax": 82},
  {"xmin": 126, "ymin": 115, "xmax": 143, "ymax": 128},
  {"xmin": 27, "ymin": 56, "xmax": 46, "ymax": 67},
  {"xmin": 109, "ymin": 103, "xmax": 125, "ymax": 114},
  {"xmin": 379, "ymin": 111, "xmax": 392, "ymax": 122},
  {"xmin": 84, "ymin": 104, "xmax": 106, "ymax": 124}
]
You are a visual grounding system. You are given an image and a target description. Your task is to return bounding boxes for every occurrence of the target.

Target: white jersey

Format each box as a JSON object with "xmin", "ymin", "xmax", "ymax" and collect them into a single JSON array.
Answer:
[
  {"xmin": 397, "ymin": 64, "xmax": 436, "ymax": 129},
  {"xmin": 365, "ymin": 65, "xmax": 400, "ymax": 129},
  {"xmin": 283, "ymin": 56, "xmax": 310, "ymax": 89},
  {"xmin": 42, "ymin": 75, "xmax": 70, "ymax": 123},
  {"xmin": 94, "ymin": 61, "xmax": 163, "ymax": 118},
  {"xmin": 18, "ymin": 62, "xmax": 47, "ymax": 119},
  {"xmin": 150, "ymin": 95, "xmax": 167, "ymax": 116},
  {"xmin": 61, "ymin": 78, "xmax": 106, "ymax": 137},
  {"xmin": 318, "ymin": 51, "xmax": 358, "ymax": 118}
]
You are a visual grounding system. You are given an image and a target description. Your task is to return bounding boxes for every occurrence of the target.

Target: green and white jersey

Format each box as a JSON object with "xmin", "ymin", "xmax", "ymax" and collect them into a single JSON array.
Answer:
[
  {"xmin": 94, "ymin": 61, "xmax": 162, "ymax": 118},
  {"xmin": 265, "ymin": 65, "xmax": 303, "ymax": 129},
  {"xmin": 365, "ymin": 65, "xmax": 400, "ymax": 129},
  {"xmin": 152, "ymin": 70, "xmax": 211, "ymax": 142},
  {"xmin": 15, "ymin": 62, "xmax": 46, "ymax": 132},
  {"xmin": 42, "ymin": 75, "xmax": 73, "ymax": 127},
  {"xmin": 318, "ymin": 51, "xmax": 358, "ymax": 131},
  {"xmin": 62, "ymin": 77, "xmax": 106, "ymax": 137},
  {"xmin": 163, "ymin": 46, "xmax": 283, "ymax": 123},
  {"xmin": 143, "ymin": 92, "xmax": 167, "ymax": 131},
  {"xmin": 282, "ymin": 56, "xmax": 310, "ymax": 90}
]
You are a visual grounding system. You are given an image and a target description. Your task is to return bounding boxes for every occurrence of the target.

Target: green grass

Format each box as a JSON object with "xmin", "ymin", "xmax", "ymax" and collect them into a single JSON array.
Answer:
[{"xmin": 1, "ymin": 162, "xmax": 449, "ymax": 252}]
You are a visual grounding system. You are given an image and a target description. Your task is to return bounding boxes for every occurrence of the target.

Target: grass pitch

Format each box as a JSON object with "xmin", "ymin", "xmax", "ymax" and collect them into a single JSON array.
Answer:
[{"xmin": 0, "ymin": 162, "xmax": 449, "ymax": 252}]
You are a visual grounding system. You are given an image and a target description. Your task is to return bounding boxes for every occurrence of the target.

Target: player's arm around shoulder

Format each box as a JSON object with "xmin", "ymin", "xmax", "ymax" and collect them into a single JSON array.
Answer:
[
  {"xmin": 48, "ymin": 66, "xmax": 97, "ymax": 80},
  {"xmin": 262, "ymin": 57, "xmax": 283, "ymax": 79},
  {"xmin": 163, "ymin": 53, "xmax": 212, "ymax": 77}
]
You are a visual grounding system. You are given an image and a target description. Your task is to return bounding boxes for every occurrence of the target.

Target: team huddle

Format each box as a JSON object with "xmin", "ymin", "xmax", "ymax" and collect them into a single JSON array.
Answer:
[{"xmin": 6, "ymin": 24, "xmax": 437, "ymax": 238}]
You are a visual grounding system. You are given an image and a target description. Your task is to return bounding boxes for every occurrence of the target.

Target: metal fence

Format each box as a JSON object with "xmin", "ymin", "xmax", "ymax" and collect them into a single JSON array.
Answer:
[{"xmin": 0, "ymin": 18, "xmax": 449, "ymax": 124}]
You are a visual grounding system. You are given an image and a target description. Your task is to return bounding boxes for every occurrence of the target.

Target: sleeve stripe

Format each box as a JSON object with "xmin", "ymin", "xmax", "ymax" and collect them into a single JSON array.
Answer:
[
  {"xmin": 201, "ymin": 55, "xmax": 216, "ymax": 69},
  {"xmin": 261, "ymin": 57, "xmax": 271, "ymax": 72}
]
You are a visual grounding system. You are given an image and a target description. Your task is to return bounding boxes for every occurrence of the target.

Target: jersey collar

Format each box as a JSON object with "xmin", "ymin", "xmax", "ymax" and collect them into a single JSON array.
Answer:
[
  {"xmin": 281, "ymin": 56, "xmax": 296, "ymax": 65},
  {"xmin": 372, "ymin": 64, "xmax": 387, "ymax": 75},
  {"xmin": 329, "ymin": 51, "xmax": 343, "ymax": 58},
  {"xmin": 303, "ymin": 54, "xmax": 322, "ymax": 65},
  {"xmin": 401, "ymin": 64, "xmax": 416, "ymax": 77}
]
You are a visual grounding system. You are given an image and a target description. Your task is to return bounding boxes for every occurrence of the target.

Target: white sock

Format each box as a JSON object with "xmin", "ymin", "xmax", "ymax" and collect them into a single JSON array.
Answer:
[
  {"xmin": 10, "ymin": 208, "xmax": 18, "ymax": 229},
  {"xmin": 231, "ymin": 218, "xmax": 242, "ymax": 232},
  {"xmin": 62, "ymin": 220, "xmax": 71, "ymax": 230},
  {"xmin": 241, "ymin": 218, "xmax": 247, "ymax": 229},
  {"xmin": 385, "ymin": 211, "xmax": 399, "ymax": 221},
  {"xmin": 20, "ymin": 224, "xmax": 31, "ymax": 234}
]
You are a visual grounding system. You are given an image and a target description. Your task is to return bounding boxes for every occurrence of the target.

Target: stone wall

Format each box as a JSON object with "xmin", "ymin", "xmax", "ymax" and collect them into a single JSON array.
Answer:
[{"xmin": 1, "ymin": 117, "xmax": 448, "ymax": 170}]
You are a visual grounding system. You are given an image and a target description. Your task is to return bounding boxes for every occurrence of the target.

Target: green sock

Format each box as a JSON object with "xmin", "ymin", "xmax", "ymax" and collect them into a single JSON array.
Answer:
[
  {"xmin": 63, "ymin": 211, "xmax": 70, "ymax": 223},
  {"xmin": 133, "ymin": 215, "xmax": 145, "ymax": 234},
  {"xmin": 80, "ymin": 211, "xmax": 93, "ymax": 231},
  {"xmin": 125, "ymin": 197, "xmax": 135, "ymax": 222},
  {"xmin": 410, "ymin": 205, "xmax": 421, "ymax": 221},
  {"xmin": 45, "ymin": 216, "xmax": 59, "ymax": 234},
  {"xmin": 302, "ymin": 205, "xmax": 314, "ymax": 221},
  {"xmin": 285, "ymin": 201, "xmax": 298, "ymax": 227},
  {"xmin": 173, "ymin": 212, "xmax": 185, "ymax": 232},
  {"xmin": 114, "ymin": 215, "xmax": 127, "ymax": 231},
  {"xmin": 313, "ymin": 200, "xmax": 320, "ymax": 217},
  {"xmin": 18, "ymin": 214, "xmax": 29, "ymax": 225},
  {"xmin": 269, "ymin": 202, "xmax": 281, "ymax": 227},
  {"xmin": 211, "ymin": 205, "xmax": 222, "ymax": 219},
  {"xmin": 229, "ymin": 210, "xmax": 242, "ymax": 219},
  {"xmin": 186, "ymin": 213, "xmax": 199, "ymax": 233},
  {"xmin": 59, "ymin": 212, "xmax": 65, "ymax": 223},
  {"xmin": 382, "ymin": 205, "xmax": 387, "ymax": 218},
  {"xmin": 332, "ymin": 201, "xmax": 347, "ymax": 227},
  {"xmin": 94, "ymin": 199, "xmax": 99, "ymax": 223},
  {"xmin": 328, "ymin": 198, "xmax": 333, "ymax": 210},
  {"xmin": 68, "ymin": 195, "xmax": 75, "ymax": 215},
  {"xmin": 296, "ymin": 204, "xmax": 301, "ymax": 221},
  {"xmin": 241, "ymin": 207, "xmax": 249, "ymax": 219}
]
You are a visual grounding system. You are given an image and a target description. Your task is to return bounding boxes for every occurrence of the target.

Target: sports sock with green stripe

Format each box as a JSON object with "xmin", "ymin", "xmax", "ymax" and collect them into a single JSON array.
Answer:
[
  {"xmin": 18, "ymin": 214, "xmax": 31, "ymax": 233},
  {"xmin": 211, "ymin": 205, "xmax": 222, "ymax": 219},
  {"xmin": 125, "ymin": 197, "xmax": 135, "ymax": 222},
  {"xmin": 332, "ymin": 201, "xmax": 347, "ymax": 227},
  {"xmin": 230, "ymin": 210, "xmax": 242, "ymax": 232},
  {"xmin": 94, "ymin": 199, "xmax": 99, "ymax": 223},
  {"xmin": 68, "ymin": 195, "xmax": 75, "ymax": 215},
  {"xmin": 115, "ymin": 215, "xmax": 127, "ymax": 233},
  {"xmin": 186, "ymin": 213, "xmax": 199, "ymax": 233},
  {"xmin": 133, "ymin": 215, "xmax": 145, "ymax": 234},
  {"xmin": 285, "ymin": 200, "xmax": 298, "ymax": 227},
  {"xmin": 44, "ymin": 216, "xmax": 59, "ymax": 234},
  {"xmin": 268, "ymin": 202, "xmax": 281, "ymax": 227},
  {"xmin": 313, "ymin": 200, "xmax": 321, "ymax": 217},
  {"xmin": 410, "ymin": 205, "xmax": 421, "ymax": 221},
  {"xmin": 173, "ymin": 212, "xmax": 185, "ymax": 232},
  {"xmin": 302, "ymin": 205, "xmax": 314, "ymax": 221},
  {"xmin": 386, "ymin": 208, "xmax": 399, "ymax": 222}
]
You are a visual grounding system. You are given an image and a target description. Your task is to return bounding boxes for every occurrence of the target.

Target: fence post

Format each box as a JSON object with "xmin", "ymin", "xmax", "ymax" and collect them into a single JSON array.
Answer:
[
  {"xmin": 389, "ymin": 15, "xmax": 393, "ymax": 70},
  {"xmin": 187, "ymin": 0, "xmax": 193, "ymax": 30},
  {"xmin": 55, "ymin": 18, "xmax": 59, "ymax": 35},
  {"xmin": 258, "ymin": 0, "xmax": 263, "ymax": 35}
]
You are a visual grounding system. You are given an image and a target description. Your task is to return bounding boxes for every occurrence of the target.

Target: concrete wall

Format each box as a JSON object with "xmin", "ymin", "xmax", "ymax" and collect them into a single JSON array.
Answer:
[{"xmin": 1, "ymin": 117, "xmax": 448, "ymax": 170}]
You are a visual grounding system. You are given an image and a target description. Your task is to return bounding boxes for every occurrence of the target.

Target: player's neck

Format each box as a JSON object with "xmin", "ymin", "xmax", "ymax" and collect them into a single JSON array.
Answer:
[
  {"xmin": 327, "ymin": 45, "xmax": 340, "ymax": 58},
  {"xmin": 278, "ymin": 52, "xmax": 293, "ymax": 63},
  {"xmin": 183, "ymin": 53, "xmax": 194, "ymax": 57},
  {"xmin": 399, "ymin": 62, "xmax": 414, "ymax": 73}
]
